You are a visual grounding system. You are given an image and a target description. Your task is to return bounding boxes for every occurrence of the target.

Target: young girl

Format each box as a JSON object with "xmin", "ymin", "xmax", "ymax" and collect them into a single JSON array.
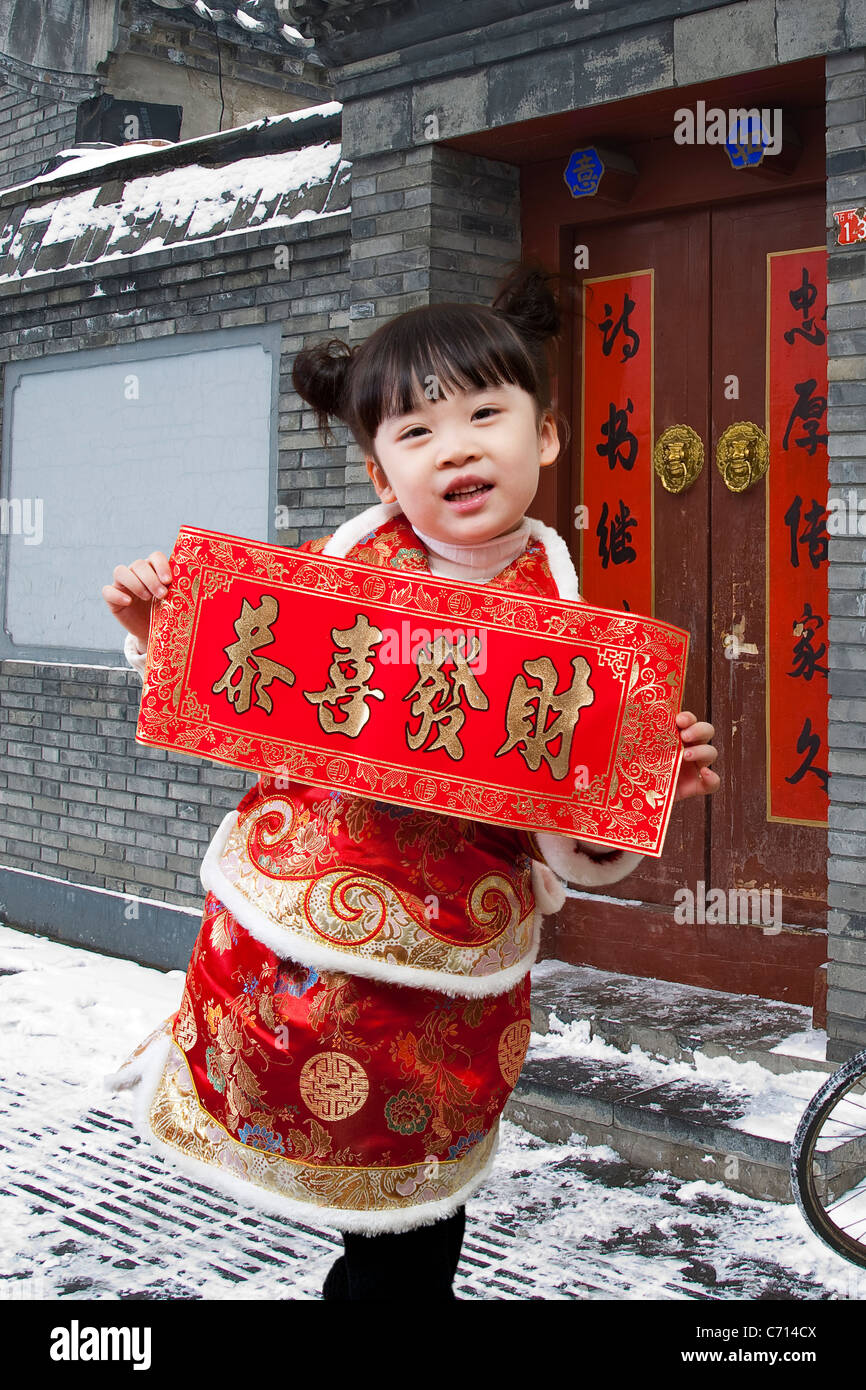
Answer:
[{"xmin": 102, "ymin": 262, "xmax": 719, "ymax": 1301}]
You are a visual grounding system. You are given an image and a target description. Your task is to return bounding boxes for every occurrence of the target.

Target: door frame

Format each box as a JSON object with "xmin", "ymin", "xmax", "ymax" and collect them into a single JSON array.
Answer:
[{"xmin": 520, "ymin": 63, "xmax": 829, "ymax": 1006}]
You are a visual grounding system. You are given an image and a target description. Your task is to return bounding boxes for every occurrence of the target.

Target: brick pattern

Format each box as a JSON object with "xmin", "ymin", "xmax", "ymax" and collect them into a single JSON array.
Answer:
[
  {"xmin": 345, "ymin": 142, "xmax": 521, "ymax": 501},
  {"xmin": 0, "ymin": 62, "xmax": 91, "ymax": 192},
  {"xmin": 825, "ymin": 46, "xmax": 866, "ymax": 1061},
  {"xmin": 0, "ymin": 215, "xmax": 351, "ymax": 911}
]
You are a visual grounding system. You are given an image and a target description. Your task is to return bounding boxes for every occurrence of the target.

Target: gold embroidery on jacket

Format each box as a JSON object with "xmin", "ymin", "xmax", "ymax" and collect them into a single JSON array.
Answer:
[
  {"xmin": 498, "ymin": 1019, "xmax": 531, "ymax": 1087},
  {"xmin": 299, "ymin": 1051, "xmax": 369, "ymax": 1122},
  {"xmin": 219, "ymin": 802, "xmax": 536, "ymax": 980},
  {"xmin": 306, "ymin": 970, "xmax": 382, "ymax": 1062},
  {"xmin": 147, "ymin": 1030, "xmax": 499, "ymax": 1213}
]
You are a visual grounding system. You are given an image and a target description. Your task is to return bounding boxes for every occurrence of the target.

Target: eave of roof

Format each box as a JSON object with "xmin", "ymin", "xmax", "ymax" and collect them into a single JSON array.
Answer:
[
  {"xmin": 142, "ymin": 0, "xmax": 321, "ymax": 59},
  {"xmin": 0, "ymin": 103, "xmax": 342, "ymax": 212},
  {"xmin": 281, "ymin": 0, "xmax": 610, "ymax": 66},
  {"xmin": 0, "ymin": 129, "xmax": 351, "ymax": 285}
]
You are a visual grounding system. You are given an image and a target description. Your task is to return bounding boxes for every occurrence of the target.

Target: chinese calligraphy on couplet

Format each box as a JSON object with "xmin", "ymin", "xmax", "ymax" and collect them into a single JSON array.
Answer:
[
  {"xmin": 767, "ymin": 247, "xmax": 829, "ymax": 825},
  {"xmin": 581, "ymin": 270, "xmax": 654, "ymax": 617},
  {"xmin": 137, "ymin": 525, "xmax": 691, "ymax": 852}
]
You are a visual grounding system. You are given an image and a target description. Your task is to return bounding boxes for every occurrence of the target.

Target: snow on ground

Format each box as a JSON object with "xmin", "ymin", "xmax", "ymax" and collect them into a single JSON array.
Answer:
[
  {"xmin": 1, "ymin": 924, "xmax": 864, "ymax": 1300},
  {"xmin": 772, "ymin": 1027, "xmax": 831, "ymax": 1060},
  {"xmin": 530, "ymin": 1012, "xmax": 829, "ymax": 1143},
  {"xmin": 0, "ymin": 922, "xmax": 186, "ymax": 1121}
]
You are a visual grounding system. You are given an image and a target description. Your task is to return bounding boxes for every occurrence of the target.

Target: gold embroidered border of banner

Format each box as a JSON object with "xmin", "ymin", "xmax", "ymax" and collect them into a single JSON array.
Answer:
[{"xmin": 135, "ymin": 527, "xmax": 689, "ymax": 857}]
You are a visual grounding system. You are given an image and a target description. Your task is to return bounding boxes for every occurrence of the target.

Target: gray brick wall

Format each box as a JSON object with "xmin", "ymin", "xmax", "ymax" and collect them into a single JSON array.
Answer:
[
  {"xmin": 345, "ymin": 142, "xmax": 521, "ymax": 502},
  {"xmin": 0, "ymin": 213, "xmax": 354, "ymax": 945},
  {"xmin": 826, "ymin": 45, "xmax": 866, "ymax": 1062},
  {"xmin": 336, "ymin": 0, "xmax": 860, "ymax": 154},
  {"xmin": 0, "ymin": 59, "xmax": 92, "ymax": 191}
]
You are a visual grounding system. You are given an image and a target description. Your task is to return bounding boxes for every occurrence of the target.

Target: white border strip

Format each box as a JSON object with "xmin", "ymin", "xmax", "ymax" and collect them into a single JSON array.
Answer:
[
  {"xmin": 199, "ymin": 811, "xmax": 542, "ymax": 998},
  {"xmin": 104, "ymin": 1026, "xmax": 502, "ymax": 1236},
  {"xmin": 0, "ymin": 863, "xmax": 201, "ymax": 915}
]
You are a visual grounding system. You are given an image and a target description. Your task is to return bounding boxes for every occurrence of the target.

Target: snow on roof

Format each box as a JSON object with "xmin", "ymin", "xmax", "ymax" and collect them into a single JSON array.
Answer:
[
  {"xmin": 2, "ymin": 102, "xmax": 343, "ymax": 198},
  {"xmin": 0, "ymin": 141, "xmax": 351, "ymax": 283},
  {"xmin": 234, "ymin": 6, "xmax": 265, "ymax": 29},
  {"xmin": 31, "ymin": 144, "xmax": 179, "ymax": 185}
]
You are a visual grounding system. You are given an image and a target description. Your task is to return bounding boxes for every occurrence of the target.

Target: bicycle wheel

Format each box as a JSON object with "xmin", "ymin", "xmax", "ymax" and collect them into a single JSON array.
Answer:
[{"xmin": 791, "ymin": 1045, "xmax": 866, "ymax": 1269}]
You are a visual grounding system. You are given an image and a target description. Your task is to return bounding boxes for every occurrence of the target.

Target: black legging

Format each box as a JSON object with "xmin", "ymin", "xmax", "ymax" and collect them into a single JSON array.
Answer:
[{"xmin": 322, "ymin": 1205, "xmax": 466, "ymax": 1300}]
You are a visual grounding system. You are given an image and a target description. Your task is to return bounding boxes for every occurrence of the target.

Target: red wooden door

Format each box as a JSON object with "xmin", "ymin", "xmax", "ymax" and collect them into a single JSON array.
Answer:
[
  {"xmin": 563, "ymin": 190, "xmax": 828, "ymax": 1002},
  {"xmin": 711, "ymin": 194, "xmax": 828, "ymax": 932},
  {"xmin": 571, "ymin": 208, "xmax": 711, "ymax": 910}
]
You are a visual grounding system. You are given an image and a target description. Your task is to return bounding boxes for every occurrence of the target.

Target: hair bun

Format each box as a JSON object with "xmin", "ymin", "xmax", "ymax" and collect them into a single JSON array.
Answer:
[
  {"xmin": 491, "ymin": 261, "xmax": 562, "ymax": 342},
  {"xmin": 291, "ymin": 337, "xmax": 354, "ymax": 445}
]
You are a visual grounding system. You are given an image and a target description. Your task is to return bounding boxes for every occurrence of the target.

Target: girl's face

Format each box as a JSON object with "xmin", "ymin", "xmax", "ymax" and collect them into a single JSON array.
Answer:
[{"xmin": 365, "ymin": 380, "xmax": 559, "ymax": 544}]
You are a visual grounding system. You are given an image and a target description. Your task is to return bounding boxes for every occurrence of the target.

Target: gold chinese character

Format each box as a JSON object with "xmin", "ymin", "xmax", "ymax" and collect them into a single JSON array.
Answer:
[
  {"xmin": 304, "ymin": 613, "xmax": 385, "ymax": 737},
  {"xmin": 403, "ymin": 633, "xmax": 489, "ymax": 761},
  {"xmin": 211, "ymin": 594, "xmax": 295, "ymax": 715},
  {"xmin": 496, "ymin": 655, "xmax": 594, "ymax": 780}
]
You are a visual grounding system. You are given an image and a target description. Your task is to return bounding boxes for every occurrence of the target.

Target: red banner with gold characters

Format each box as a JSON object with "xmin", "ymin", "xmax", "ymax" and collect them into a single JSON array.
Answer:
[
  {"xmin": 135, "ymin": 527, "xmax": 689, "ymax": 857},
  {"xmin": 580, "ymin": 269, "xmax": 654, "ymax": 616},
  {"xmin": 766, "ymin": 248, "xmax": 829, "ymax": 825}
]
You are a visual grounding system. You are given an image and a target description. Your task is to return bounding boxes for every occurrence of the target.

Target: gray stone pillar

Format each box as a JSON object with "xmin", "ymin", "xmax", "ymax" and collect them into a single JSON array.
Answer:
[
  {"xmin": 826, "ymin": 45, "xmax": 866, "ymax": 1061},
  {"xmin": 343, "ymin": 141, "xmax": 521, "ymax": 509}
]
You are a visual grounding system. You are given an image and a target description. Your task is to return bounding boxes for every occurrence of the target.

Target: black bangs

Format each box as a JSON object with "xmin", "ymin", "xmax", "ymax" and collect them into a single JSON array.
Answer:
[{"xmin": 344, "ymin": 302, "xmax": 547, "ymax": 456}]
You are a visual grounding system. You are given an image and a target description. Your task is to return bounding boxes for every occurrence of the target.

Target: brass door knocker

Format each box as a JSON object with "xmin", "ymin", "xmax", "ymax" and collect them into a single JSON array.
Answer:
[
  {"xmin": 653, "ymin": 424, "xmax": 704, "ymax": 493},
  {"xmin": 716, "ymin": 421, "xmax": 769, "ymax": 492}
]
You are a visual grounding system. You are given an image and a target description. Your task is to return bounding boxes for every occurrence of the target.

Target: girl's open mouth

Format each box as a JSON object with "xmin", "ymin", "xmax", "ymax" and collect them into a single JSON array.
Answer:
[{"xmin": 444, "ymin": 483, "xmax": 493, "ymax": 510}]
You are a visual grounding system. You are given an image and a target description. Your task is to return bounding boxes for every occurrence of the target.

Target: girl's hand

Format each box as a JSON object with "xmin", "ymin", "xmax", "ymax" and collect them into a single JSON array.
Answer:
[
  {"xmin": 674, "ymin": 710, "xmax": 720, "ymax": 803},
  {"xmin": 102, "ymin": 551, "xmax": 173, "ymax": 647}
]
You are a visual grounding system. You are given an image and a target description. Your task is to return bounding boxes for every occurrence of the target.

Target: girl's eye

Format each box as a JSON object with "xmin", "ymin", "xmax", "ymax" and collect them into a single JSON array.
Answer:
[{"xmin": 398, "ymin": 407, "xmax": 499, "ymax": 440}]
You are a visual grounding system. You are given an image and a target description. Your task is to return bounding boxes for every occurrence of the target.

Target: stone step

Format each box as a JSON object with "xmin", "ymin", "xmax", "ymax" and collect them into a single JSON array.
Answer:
[
  {"xmin": 507, "ymin": 1053, "xmax": 796, "ymax": 1202},
  {"xmin": 506, "ymin": 960, "xmax": 839, "ymax": 1203},
  {"xmin": 527, "ymin": 959, "xmax": 834, "ymax": 1077}
]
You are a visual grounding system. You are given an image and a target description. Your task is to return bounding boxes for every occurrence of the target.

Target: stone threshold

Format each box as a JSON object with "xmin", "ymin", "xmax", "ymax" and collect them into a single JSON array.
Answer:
[{"xmin": 507, "ymin": 960, "xmax": 840, "ymax": 1204}]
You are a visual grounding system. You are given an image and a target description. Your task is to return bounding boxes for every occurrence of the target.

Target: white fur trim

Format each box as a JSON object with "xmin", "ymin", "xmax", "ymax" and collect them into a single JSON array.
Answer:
[
  {"xmin": 321, "ymin": 499, "xmax": 403, "ymax": 558},
  {"xmin": 200, "ymin": 810, "xmax": 542, "ymax": 998},
  {"xmin": 530, "ymin": 856, "xmax": 566, "ymax": 915},
  {"xmin": 533, "ymin": 829, "xmax": 644, "ymax": 887},
  {"xmin": 104, "ymin": 1024, "xmax": 503, "ymax": 1235},
  {"xmin": 123, "ymin": 629, "xmax": 147, "ymax": 679},
  {"xmin": 323, "ymin": 506, "xmax": 581, "ymax": 609},
  {"xmin": 524, "ymin": 516, "xmax": 581, "ymax": 601}
]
